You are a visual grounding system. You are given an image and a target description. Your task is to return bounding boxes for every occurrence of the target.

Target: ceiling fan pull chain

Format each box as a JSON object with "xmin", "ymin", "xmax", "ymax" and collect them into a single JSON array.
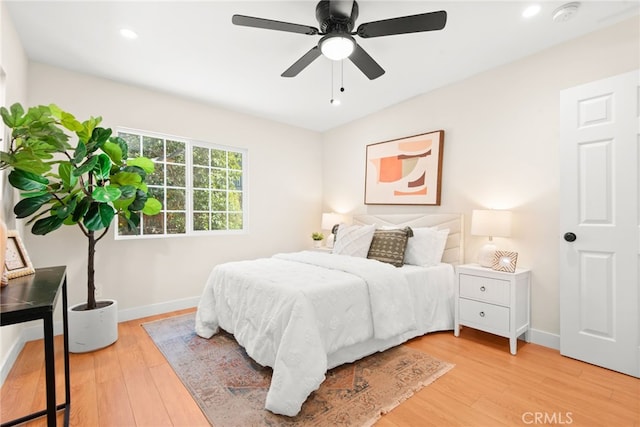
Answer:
[
  {"xmin": 340, "ymin": 59, "xmax": 345, "ymax": 93},
  {"xmin": 330, "ymin": 61, "xmax": 341, "ymax": 105},
  {"xmin": 330, "ymin": 60, "xmax": 336, "ymax": 104}
]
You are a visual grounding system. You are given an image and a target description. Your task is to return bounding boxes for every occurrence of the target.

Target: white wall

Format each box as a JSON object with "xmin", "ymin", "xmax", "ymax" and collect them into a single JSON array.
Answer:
[
  {"xmin": 0, "ymin": 0, "xmax": 29, "ymax": 380},
  {"xmin": 22, "ymin": 63, "xmax": 323, "ymax": 316},
  {"xmin": 322, "ymin": 16, "xmax": 639, "ymax": 338},
  {"xmin": 1, "ymin": 6, "xmax": 637, "ymax": 380}
]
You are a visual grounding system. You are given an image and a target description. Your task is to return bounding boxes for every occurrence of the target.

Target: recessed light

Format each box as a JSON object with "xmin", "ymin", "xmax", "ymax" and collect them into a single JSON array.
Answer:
[
  {"xmin": 522, "ymin": 4, "xmax": 541, "ymax": 18},
  {"xmin": 119, "ymin": 28, "xmax": 138, "ymax": 39}
]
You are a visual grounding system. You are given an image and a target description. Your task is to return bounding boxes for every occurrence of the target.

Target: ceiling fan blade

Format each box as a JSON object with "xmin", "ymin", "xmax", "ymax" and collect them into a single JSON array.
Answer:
[
  {"xmin": 232, "ymin": 15, "xmax": 319, "ymax": 35},
  {"xmin": 328, "ymin": 0, "xmax": 354, "ymax": 19},
  {"xmin": 349, "ymin": 44, "xmax": 385, "ymax": 80},
  {"xmin": 281, "ymin": 46, "xmax": 322, "ymax": 77},
  {"xmin": 357, "ymin": 10, "xmax": 447, "ymax": 38}
]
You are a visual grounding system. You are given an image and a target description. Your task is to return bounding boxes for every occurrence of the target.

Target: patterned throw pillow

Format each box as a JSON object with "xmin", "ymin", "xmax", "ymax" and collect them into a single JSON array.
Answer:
[{"xmin": 366, "ymin": 227, "xmax": 414, "ymax": 267}]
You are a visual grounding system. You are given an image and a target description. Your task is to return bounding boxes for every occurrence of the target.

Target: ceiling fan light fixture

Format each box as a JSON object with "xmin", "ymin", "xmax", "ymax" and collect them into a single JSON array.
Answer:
[{"xmin": 320, "ymin": 34, "xmax": 355, "ymax": 61}]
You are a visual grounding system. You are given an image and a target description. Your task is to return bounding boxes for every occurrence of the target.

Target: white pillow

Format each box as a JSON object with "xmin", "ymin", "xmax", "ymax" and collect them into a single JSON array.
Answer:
[
  {"xmin": 332, "ymin": 224, "xmax": 376, "ymax": 257},
  {"xmin": 404, "ymin": 227, "xmax": 450, "ymax": 266}
]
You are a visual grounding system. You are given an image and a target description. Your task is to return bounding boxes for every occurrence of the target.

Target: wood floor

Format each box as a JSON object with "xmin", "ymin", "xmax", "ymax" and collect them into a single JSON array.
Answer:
[{"xmin": 1, "ymin": 308, "xmax": 638, "ymax": 427}]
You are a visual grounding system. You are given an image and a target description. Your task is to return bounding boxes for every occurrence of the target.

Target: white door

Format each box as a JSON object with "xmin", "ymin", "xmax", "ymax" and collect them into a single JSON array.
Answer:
[{"xmin": 559, "ymin": 69, "xmax": 639, "ymax": 378}]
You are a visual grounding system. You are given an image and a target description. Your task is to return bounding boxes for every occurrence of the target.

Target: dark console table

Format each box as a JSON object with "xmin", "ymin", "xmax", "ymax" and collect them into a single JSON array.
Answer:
[{"xmin": 0, "ymin": 266, "xmax": 70, "ymax": 427}]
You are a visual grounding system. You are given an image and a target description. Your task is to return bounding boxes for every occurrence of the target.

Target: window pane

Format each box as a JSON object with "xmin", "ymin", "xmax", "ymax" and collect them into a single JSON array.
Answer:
[
  {"xmin": 148, "ymin": 162, "xmax": 165, "ymax": 186},
  {"xmin": 211, "ymin": 149, "xmax": 226, "ymax": 168},
  {"xmin": 166, "ymin": 140, "xmax": 185, "ymax": 163},
  {"xmin": 193, "ymin": 189, "xmax": 209, "ymax": 211},
  {"xmin": 167, "ymin": 212, "xmax": 186, "ymax": 234},
  {"xmin": 120, "ymin": 132, "xmax": 140, "ymax": 157},
  {"xmin": 228, "ymin": 152, "xmax": 242, "ymax": 170},
  {"xmin": 148, "ymin": 187, "xmax": 165, "ymax": 203},
  {"xmin": 193, "ymin": 212, "xmax": 209, "ymax": 231},
  {"xmin": 211, "ymin": 169, "xmax": 226, "ymax": 190},
  {"xmin": 211, "ymin": 191, "xmax": 226, "ymax": 211},
  {"xmin": 228, "ymin": 170, "xmax": 242, "ymax": 191},
  {"xmin": 229, "ymin": 213, "xmax": 243, "ymax": 230},
  {"xmin": 166, "ymin": 188, "xmax": 185, "ymax": 210},
  {"xmin": 143, "ymin": 136, "xmax": 164, "ymax": 160},
  {"xmin": 228, "ymin": 191, "xmax": 242, "ymax": 211},
  {"xmin": 193, "ymin": 166, "xmax": 208, "ymax": 188},
  {"xmin": 211, "ymin": 212, "xmax": 227, "ymax": 230},
  {"xmin": 193, "ymin": 146, "xmax": 209, "ymax": 166},
  {"xmin": 143, "ymin": 213, "xmax": 164, "ymax": 234},
  {"xmin": 166, "ymin": 164, "xmax": 185, "ymax": 187},
  {"xmin": 118, "ymin": 216, "xmax": 140, "ymax": 236}
]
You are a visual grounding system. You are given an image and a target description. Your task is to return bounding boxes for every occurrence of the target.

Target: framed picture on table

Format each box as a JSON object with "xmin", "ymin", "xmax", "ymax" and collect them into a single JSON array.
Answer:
[
  {"xmin": 4, "ymin": 230, "xmax": 35, "ymax": 279},
  {"xmin": 492, "ymin": 250, "xmax": 518, "ymax": 273}
]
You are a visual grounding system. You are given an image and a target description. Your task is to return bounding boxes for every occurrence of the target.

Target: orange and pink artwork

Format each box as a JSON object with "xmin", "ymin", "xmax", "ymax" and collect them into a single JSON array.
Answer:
[{"xmin": 365, "ymin": 130, "xmax": 444, "ymax": 205}]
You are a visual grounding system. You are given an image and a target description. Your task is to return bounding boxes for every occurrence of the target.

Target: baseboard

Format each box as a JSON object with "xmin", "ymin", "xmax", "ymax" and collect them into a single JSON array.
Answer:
[
  {"xmin": 0, "ymin": 331, "xmax": 27, "ymax": 386},
  {"xmin": 528, "ymin": 328, "xmax": 560, "ymax": 350},
  {"xmin": 0, "ymin": 296, "xmax": 200, "ymax": 386},
  {"xmin": 118, "ymin": 296, "xmax": 200, "ymax": 323}
]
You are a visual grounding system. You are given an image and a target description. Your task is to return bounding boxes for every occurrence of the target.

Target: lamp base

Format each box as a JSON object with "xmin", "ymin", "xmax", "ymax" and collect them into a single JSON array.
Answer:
[
  {"xmin": 478, "ymin": 242, "xmax": 497, "ymax": 267},
  {"xmin": 326, "ymin": 233, "xmax": 335, "ymax": 249}
]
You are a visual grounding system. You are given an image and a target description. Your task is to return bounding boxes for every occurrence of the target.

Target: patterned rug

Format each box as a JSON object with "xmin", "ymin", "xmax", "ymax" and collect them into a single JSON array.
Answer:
[{"xmin": 143, "ymin": 313, "xmax": 453, "ymax": 427}]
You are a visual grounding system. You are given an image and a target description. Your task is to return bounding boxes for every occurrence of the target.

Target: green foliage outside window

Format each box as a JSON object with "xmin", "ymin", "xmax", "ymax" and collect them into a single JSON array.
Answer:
[{"xmin": 116, "ymin": 130, "xmax": 246, "ymax": 237}]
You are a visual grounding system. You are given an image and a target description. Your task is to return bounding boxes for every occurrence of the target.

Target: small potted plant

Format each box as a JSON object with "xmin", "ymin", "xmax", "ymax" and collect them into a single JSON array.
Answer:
[
  {"xmin": 311, "ymin": 231, "xmax": 324, "ymax": 248},
  {"xmin": 0, "ymin": 103, "xmax": 162, "ymax": 352}
]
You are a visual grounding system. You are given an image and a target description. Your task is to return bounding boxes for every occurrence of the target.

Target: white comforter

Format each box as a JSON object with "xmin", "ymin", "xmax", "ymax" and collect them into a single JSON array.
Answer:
[{"xmin": 195, "ymin": 251, "xmax": 423, "ymax": 416}]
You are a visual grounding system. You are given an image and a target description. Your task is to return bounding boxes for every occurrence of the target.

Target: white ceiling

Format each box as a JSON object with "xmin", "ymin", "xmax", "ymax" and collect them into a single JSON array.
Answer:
[{"xmin": 5, "ymin": 0, "xmax": 639, "ymax": 132}]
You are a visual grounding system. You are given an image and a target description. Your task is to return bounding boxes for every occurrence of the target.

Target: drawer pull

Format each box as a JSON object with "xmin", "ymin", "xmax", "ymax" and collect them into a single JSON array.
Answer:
[
  {"xmin": 480, "ymin": 286, "xmax": 486, "ymax": 292},
  {"xmin": 479, "ymin": 311, "xmax": 485, "ymax": 317}
]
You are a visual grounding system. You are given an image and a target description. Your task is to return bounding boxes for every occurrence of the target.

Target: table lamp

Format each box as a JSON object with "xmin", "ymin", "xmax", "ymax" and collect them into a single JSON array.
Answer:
[
  {"xmin": 321, "ymin": 213, "xmax": 344, "ymax": 248},
  {"xmin": 471, "ymin": 209, "xmax": 512, "ymax": 267}
]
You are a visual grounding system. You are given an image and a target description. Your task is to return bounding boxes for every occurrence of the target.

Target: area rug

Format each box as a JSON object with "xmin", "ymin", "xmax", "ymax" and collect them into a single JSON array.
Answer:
[{"xmin": 143, "ymin": 313, "xmax": 453, "ymax": 427}]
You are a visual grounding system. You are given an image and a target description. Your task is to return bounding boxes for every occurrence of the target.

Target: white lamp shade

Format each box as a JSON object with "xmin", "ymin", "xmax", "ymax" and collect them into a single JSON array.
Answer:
[
  {"xmin": 471, "ymin": 209, "xmax": 512, "ymax": 238},
  {"xmin": 320, "ymin": 35, "xmax": 355, "ymax": 60},
  {"xmin": 321, "ymin": 213, "xmax": 343, "ymax": 230}
]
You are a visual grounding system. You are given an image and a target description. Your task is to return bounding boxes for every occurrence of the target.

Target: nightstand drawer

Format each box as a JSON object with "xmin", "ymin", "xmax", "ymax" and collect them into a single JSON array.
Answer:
[
  {"xmin": 459, "ymin": 298, "xmax": 509, "ymax": 333},
  {"xmin": 459, "ymin": 274, "xmax": 510, "ymax": 306}
]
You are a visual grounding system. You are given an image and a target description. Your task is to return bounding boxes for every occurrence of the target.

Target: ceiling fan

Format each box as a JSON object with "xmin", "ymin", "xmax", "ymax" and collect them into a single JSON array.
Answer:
[{"xmin": 232, "ymin": 0, "xmax": 447, "ymax": 80}]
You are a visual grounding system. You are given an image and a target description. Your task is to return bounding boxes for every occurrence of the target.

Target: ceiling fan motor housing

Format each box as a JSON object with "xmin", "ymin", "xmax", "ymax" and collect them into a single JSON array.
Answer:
[{"xmin": 315, "ymin": 0, "xmax": 359, "ymax": 34}]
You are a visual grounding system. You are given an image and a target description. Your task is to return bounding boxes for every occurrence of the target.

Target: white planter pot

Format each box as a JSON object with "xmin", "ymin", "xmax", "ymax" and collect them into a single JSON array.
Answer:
[{"xmin": 68, "ymin": 299, "xmax": 118, "ymax": 353}]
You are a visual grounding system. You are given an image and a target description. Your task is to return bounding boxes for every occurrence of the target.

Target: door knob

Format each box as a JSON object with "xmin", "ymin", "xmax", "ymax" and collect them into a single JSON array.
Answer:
[{"xmin": 564, "ymin": 232, "xmax": 577, "ymax": 242}]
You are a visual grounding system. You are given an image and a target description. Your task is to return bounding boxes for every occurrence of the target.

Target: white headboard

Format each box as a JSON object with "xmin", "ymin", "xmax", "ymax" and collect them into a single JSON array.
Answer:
[{"xmin": 352, "ymin": 213, "xmax": 464, "ymax": 266}]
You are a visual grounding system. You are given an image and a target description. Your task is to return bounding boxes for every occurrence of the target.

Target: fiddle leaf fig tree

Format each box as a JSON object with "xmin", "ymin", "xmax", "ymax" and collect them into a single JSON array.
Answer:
[{"xmin": 0, "ymin": 103, "xmax": 162, "ymax": 310}]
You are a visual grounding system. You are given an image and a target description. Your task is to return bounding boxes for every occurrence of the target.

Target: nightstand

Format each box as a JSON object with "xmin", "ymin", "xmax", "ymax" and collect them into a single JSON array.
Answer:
[
  {"xmin": 454, "ymin": 263, "xmax": 531, "ymax": 355},
  {"xmin": 310, "ymin": 247, "xmax": 332, "ymax": 253}
]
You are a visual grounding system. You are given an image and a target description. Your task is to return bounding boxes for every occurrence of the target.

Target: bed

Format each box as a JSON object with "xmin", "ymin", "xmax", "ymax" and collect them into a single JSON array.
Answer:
[{"xmin": 195, "ymin": 213, "xmax": 463, "ymax": 416}]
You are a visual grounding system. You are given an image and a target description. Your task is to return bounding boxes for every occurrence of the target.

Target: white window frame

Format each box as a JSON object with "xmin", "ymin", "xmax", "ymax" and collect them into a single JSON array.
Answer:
[{"xmin": 114, "ymin": 127, "xmax": 248, "ymax": 240}]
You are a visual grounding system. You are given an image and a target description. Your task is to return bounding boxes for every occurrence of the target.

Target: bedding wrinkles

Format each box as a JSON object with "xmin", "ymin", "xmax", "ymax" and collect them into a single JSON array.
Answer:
[
  {"xmin": 195, "ymin": 251, "xmax": 416, "ymax": 416},
  {"xmin": 274, "ymin": 251, "xmax": 416, "ymax": 340}
]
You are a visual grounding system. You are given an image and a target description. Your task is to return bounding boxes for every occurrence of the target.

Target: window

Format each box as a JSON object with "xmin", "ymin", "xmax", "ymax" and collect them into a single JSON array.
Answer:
[{"xmin": 116, "ymin": 129, "xmax": 247, "ymax": 238}]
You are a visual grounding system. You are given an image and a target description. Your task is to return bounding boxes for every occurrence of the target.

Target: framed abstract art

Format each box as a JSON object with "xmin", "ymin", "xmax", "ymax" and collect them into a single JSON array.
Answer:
[{"xmin": 364, "ymin": 130, "xmax": 444, "ymax": 205}]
